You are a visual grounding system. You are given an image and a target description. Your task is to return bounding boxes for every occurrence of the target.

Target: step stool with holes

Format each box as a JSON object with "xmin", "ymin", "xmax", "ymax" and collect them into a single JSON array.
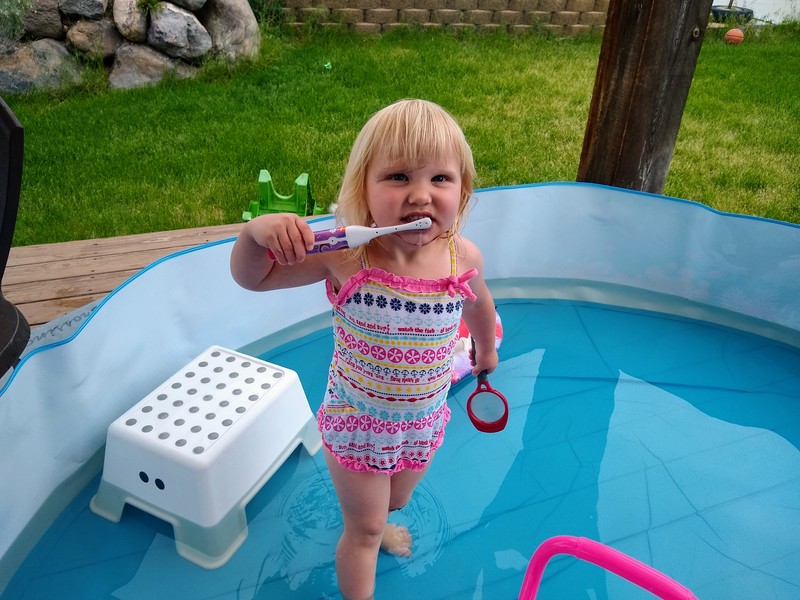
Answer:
[{"xmin": 90, "ymin": 346, "xmax": 322, "ymax": 568}]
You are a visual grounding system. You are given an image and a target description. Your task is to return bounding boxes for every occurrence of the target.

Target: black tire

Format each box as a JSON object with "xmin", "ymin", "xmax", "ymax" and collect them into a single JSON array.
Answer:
[{"xmin": 710, "ymin": 5, "xmax": 755, "ymax": 22}]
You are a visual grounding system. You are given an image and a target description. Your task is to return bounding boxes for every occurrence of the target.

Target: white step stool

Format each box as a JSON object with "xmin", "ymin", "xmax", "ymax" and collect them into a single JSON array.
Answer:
[{"xmin": 90, "ymin": 346, "xmax": 322, "ymax": 568}]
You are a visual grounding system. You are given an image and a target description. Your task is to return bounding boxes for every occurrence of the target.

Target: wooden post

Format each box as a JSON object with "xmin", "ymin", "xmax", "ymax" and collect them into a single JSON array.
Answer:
[{"xmin": 577, "ymin": 0, "xmax": 714, "ymax": 194}]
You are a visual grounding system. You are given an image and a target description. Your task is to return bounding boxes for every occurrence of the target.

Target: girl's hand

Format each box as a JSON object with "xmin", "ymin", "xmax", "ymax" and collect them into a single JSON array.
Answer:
[
  {"xmin": 250, "ymin": 213, "xmax": 315, "ymax": 266},
  {"xmin": 231, "ymin": 213, "xmax": 319, "ymax": 291},
  {"xmin": 470, "ymin": 341, "xmax": 499, "ymax": 377}
]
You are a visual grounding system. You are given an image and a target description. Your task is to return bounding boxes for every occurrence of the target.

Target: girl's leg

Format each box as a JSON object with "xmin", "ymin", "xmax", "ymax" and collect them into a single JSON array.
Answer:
[
  {"xmin": 324, "ymin": 449, "xmax": 436, "ymax": 599},
  {"xmin": 388, "ymin": 454, "xmax": 433, "ymax": 510},
  {"xmin": 381, "ymin": 455, "xmax": 434, "ymax": 556},
  {"xmin": 324, "ymin": 449, "xmax": 391, "ymax": 600}
]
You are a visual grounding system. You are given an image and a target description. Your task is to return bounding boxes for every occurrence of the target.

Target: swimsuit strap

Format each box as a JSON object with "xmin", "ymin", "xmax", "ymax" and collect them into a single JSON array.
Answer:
[{"xmin": 448, "ymin": 237, "xmax": 458, "ymax": 276}]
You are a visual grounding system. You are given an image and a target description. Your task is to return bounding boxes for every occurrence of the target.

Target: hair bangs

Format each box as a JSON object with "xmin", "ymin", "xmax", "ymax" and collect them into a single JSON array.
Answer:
[{"xmin": 372, "ymin": 101, "xmax": 470, "ymax": 172}]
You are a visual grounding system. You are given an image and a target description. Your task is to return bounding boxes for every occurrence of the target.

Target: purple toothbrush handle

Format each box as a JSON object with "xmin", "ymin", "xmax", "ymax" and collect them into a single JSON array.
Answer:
[
  {"xmin": 267, "ymin": 227, "xmax": 348, "ymax": 260},
  {"xmin": 310, "ymin": 228, "xmax": 349, "ymax": 253}
]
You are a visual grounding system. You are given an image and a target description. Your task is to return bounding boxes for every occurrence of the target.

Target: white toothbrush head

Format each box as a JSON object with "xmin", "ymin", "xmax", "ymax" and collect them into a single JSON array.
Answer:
[{"xmin": 410, "ymin": 217, "xmax": 432, "ymax": 229}]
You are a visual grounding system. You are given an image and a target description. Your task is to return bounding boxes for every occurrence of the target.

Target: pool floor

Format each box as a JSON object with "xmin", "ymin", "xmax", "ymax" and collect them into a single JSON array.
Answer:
[{"xmin": 5, "ymin": 299, "xmax": 800, "ymax": 599}]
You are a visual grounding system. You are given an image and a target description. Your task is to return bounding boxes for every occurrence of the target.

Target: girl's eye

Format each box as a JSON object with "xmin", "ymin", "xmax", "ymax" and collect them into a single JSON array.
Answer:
[
  {"xmin": 388, "ymin": 173, "xmax": 407, "ymax": 181},
  {"xmin": 432, "ymin": 174, "xmax": 449, "ymax": 182}
]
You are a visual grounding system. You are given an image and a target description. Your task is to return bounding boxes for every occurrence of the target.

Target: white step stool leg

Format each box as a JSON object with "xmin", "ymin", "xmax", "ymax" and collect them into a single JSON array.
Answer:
[{"xmin": 91, "ymin": 346, "xmax": 321, "ymax": 568}]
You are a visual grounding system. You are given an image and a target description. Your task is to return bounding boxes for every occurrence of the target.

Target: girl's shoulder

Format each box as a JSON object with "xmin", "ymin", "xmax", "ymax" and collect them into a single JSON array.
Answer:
[{"xmin": 453, "ymin": 234, "xmax": 483, "ymax": 273}]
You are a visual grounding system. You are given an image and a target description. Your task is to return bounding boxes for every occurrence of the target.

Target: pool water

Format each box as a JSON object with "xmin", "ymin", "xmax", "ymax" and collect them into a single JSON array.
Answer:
[{"xmin": 5, "ymin": 299, "xmax": 800, "ymax": 600}]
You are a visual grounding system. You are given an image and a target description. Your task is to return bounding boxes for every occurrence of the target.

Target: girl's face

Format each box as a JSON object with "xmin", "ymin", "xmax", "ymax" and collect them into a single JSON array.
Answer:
[{"xmin": 364, "ymin": 151, "xmax": 462, "ymax": 247}]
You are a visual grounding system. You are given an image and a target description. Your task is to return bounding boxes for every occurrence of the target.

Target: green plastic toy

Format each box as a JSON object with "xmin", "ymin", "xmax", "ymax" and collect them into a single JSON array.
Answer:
[{"xmin": 242, "ymin": 170, "xmax": 326, "ymax": 221}]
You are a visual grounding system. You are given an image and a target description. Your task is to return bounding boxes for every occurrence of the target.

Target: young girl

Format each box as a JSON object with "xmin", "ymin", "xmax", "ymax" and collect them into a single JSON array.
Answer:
[{"xmin": 230, "ymin": 99, "xmax": 498, "ymax": 600}]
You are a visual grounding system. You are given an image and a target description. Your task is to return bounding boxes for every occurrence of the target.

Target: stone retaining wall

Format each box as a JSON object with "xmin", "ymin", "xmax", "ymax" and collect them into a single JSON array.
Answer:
[{"xmin": 283, "ymin": 0, "xmax": 609, "ymax": 36}]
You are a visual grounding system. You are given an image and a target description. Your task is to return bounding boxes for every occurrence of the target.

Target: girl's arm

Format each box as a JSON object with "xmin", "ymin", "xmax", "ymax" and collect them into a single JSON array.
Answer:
[
  {"xmin": 458, "ymin": 237, "xmax": 500, "ymax": 376},
  {"xmin": 230, "ymin": 213, "xmax": 330, "ymax": 292}
]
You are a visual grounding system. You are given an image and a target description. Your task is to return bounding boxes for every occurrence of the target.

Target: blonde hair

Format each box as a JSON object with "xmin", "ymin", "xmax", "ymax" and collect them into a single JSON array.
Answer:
[{"xmin": 335, "ymin": 99, "xmax": 476, "ymax": 238}]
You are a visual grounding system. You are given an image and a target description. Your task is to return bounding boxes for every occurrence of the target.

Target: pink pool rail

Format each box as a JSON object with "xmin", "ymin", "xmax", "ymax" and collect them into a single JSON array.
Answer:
[{"xmin": 518, "ymin": 536, "xmax": 698, "ymax": 600}]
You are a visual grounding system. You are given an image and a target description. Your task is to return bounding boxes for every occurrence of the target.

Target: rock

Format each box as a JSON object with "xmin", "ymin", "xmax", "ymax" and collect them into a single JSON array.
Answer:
[
  {"xmin": 67, "ymin": 18, "xmax": 122, "ymax": 58},
  {"xmin": 1, "ymin": 0, "xmax": 259, "ymax": 92},
  {"xmin": 147, "ymin": 2, "xmax": 212, "ymax": 61},
  {"xmin": 23, "ymin": 0, "xmax": 66, "ymax": 40},
  {"xmin": 108, "ymin": 42, "xmax": 196, "ymax": 89},
  {"xmin": 113, "ymin": 0, "xmax": 148, "ymax": 43},
  {"xmin": 0, "ymin": 39, "xmax": 83, "ymax": 93},
  {"xmin": 171, "ymin": 0, "xmax": 208, "ymax": 13},
  {"xmin": 59, "ymin": 0, "xmax": 108, "ymax": 19},
  {"xmin": 197, "ymin": 0, "xmax": 259, "ymax": 62}
]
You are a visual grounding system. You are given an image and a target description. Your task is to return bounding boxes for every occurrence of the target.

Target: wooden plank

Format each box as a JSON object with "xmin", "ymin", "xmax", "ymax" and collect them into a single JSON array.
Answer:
[
  {"xmin": 4, "ymin": 248, "xmax": 188, "ymax": 286},
  {"xmin": 7, "ymin": 223, "xmax": 244, "ymax": 266},
  {"xmin": 13, "ymin": 295, "xmax": 104, "ymax": 328},
  {"xmin": 4, "ymin": 270, "xmax": 139, "ymax": 304},
  {"xmin": 5, "ymin": 223, "xmax": 246, "ymax": 327}
]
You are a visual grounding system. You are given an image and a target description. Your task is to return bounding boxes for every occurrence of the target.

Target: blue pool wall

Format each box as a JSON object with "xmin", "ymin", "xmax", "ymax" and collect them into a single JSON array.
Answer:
[{"xmin": 1, "ymin": 181, "xmax": 798, "ymax": 593}]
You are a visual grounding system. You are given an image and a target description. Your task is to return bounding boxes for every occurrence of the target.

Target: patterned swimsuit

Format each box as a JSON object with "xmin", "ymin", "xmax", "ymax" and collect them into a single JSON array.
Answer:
[{"xmin": 318, "ymin": 239, "xmax": 477, "ymax": 474}]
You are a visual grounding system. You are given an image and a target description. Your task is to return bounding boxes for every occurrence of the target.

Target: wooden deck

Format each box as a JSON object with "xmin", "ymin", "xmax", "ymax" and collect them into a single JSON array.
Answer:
[{"xmin": 5, "ymin": 223, "xmax": 245, "ymax": 328}]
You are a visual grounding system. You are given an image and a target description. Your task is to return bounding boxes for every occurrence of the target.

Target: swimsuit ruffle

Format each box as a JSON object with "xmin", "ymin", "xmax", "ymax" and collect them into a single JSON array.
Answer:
[
  {"xmin": 317, "ymin": 403, "xmax": 451, "ymax": 475},
  {"xmin": 327, "ymin": 267, "xmax": 478, "ymax": 305}
]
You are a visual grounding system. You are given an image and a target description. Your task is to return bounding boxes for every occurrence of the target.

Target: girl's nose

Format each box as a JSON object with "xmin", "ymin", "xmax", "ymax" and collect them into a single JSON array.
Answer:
[{"xmin": 407, "ymin": 183, "xmax": 432, "ymax": 205}]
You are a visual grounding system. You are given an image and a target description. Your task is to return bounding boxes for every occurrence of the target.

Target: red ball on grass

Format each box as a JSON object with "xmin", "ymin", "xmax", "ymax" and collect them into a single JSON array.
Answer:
[{"xmin": 724, "ymin": 28, "xmax": 745, "ymax": 45}]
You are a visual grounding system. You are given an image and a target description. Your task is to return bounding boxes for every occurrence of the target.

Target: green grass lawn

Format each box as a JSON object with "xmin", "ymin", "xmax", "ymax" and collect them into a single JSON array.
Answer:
[{"xmin": 6, "ymin": 23, "xmax": 799, "ymax": 246}]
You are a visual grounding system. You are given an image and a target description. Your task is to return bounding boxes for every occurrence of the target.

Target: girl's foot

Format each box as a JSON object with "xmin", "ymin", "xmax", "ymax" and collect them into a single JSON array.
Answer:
[{"xmin": 380, "ymin": 523, "xmax": 412, "ymax": 557}]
